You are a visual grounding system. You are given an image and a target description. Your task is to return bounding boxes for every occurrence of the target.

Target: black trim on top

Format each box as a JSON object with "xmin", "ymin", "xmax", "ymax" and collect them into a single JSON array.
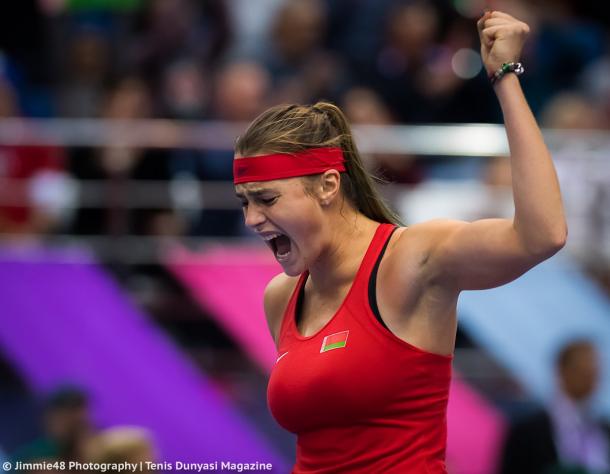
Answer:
[
  {"xmin": 295, "ymin": 225, "xmax": 399, "ymax": 328},
  {"xmin": 295, "ymin": 274, "xmax": 306, "ymax": 326},
  {"xmin": 368, "ymin": 226, "xmax": 399, "ymax": 331}
]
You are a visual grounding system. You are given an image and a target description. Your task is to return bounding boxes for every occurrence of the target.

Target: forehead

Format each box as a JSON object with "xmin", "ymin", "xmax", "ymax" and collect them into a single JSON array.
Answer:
[{"xmin": 235, "ymin": 182, "xmax": 275, "ymax": 194}]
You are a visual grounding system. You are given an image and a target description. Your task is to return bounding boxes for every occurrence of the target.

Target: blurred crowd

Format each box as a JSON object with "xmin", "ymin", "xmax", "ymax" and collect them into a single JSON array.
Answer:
[
  {"xmin": 8, "ymin": 387, "xmax": 158, "ymax": 474},
  {"xmin": 499, "ymin": 339, "xmax": 610, "ymax": 474},
  {"xmin": 0, "ymin": 0, "xmax": 609, "ymax": 245}
]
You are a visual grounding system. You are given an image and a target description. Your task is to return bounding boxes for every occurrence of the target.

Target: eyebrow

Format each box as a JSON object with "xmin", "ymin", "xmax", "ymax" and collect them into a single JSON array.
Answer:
[{"xmin": 234, "ymin": 188, "xmax": 278, "ymax": 199}]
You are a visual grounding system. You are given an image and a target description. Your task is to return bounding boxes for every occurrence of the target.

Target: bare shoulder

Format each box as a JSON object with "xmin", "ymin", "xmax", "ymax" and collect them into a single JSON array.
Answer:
[
  {"xmin": 386, "ymin": 219, "xmax": 467, "ymax": 285},
  {"xmin": 391, "ymin": 219, "xmax": 465, "ymax": 263},
  {"xmin": 263, "ymin": 272, "xmax": 300, "ymax": 347}
]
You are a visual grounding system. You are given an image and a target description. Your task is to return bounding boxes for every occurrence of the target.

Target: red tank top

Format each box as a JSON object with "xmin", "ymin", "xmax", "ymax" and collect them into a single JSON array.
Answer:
[{"xmin": 267, "ymin": 223, "xmax": 453, "ymax": 473}]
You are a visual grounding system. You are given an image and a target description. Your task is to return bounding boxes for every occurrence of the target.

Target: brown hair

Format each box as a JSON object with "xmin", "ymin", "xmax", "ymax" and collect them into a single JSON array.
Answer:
[{"xmin": 235, "ymin": 102, "xmax": 403, "ymax": 225}]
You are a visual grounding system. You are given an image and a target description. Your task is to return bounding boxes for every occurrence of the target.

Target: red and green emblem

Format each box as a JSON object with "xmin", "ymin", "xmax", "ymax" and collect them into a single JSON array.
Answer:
[{"xmin": 320, "ymin": 330, "xmax": 350, "ymax": 353}]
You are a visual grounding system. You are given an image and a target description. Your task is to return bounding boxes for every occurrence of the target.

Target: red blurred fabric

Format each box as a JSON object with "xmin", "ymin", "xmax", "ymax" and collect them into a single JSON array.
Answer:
[{"xmin": 0, "ymin": 145, "xmax": 64, "ymax": 227}]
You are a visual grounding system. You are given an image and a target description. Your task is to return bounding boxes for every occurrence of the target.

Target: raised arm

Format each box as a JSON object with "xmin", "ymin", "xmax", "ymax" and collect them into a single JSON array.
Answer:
[
  {"xmin": 411, "ymin": 11, "xmax": 567, "ymax": 291},
  {"xmin": 483, "ymin": 11, "xmax": 566, "ymax": 254}
]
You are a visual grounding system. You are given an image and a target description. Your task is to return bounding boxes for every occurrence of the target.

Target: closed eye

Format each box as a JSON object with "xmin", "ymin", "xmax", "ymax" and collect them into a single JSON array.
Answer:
[
  {"xmin": 260, "ymin": 197, "xmax": 278, "ymax": 205},
  {"xmin": 239, "ymin": 196, "xmax": 278, "ymax": 207}
]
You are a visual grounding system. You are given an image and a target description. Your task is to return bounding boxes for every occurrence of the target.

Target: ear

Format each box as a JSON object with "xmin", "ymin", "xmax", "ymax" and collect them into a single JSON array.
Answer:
[{"xmin": 317, "ymin": 169, "xmax": 341, "ymax": 206}]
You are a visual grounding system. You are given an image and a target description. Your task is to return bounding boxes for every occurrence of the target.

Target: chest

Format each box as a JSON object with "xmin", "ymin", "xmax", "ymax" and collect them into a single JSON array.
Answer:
[
  {"xmin": 269, "ymin": 322, "xmax": 404, "ymax": 432},
  {"xmin": 268, "ymin": 313, "xmax": 451, "ymax": 434},
  {"xmin": 296, "ymin": 284, "xmax": 351, "ymax": 338}
]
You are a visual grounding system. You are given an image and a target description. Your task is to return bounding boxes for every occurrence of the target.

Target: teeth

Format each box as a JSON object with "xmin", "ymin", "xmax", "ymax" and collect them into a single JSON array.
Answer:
[{"xmin": 261, "ymin": 233, "xmax": 282, "ymax": 241}]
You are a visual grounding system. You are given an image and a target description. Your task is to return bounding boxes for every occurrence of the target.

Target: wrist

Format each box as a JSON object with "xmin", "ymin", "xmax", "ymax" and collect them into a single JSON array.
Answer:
[
  {"xmin": 488, "ymin": 62, "xmax": 524, "ymax": 85},
  {"xmin": 493, "ymin": 73, "xmax": 525, "ymax": 107},
  {"xmin": 493, "ymin": 71, "xmax": 520, "ymax": 92}
]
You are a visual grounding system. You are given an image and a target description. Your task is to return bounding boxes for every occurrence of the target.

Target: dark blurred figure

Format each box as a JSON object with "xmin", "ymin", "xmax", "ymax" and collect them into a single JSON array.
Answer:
[
  {"xmin": 499, "ymin": 340, "xmax": 610, "ymax": 474},
  {"xmin": 12, "ymin": 387, "xmax": 95, "ymax": 466},
  {"xmin": 341, "ymin": 87, "xmax": 423, "ymax": 184},
  {"xmin": 159, "ymin": 58, "xmax": 209, "ymax": 232},
  {"xmin": 513, "ymin": 0, "xmax": 606, "ymax": 117},
  {"xmin": 57, "ymin": 25, "xmax": 113, "ymax": 118},
  {"xmin": 128, "ymin": 0, "xmax": 230, "ymax": 90},
  {"xmin": 264, "ymin": 0, "xmax": 348, "ymax": 104},
  {"xmin": 69, "ymin": 76, "xmax": 185, "ymax": 237},
  {"xmin": 212, "ymin": 61, "xmax": 270, "ymax": 123},
  {"xmin": 0, "ymin": 0, "xmax": 54, "ymax": 116},
  {"xmin": 361, "ymin": 0, "xmax": 497, "ymax": 123},
  {"xmin": 160, "ymin": 58, "xmax": 208, "ymax": 120},
  {"xmin": 192, "ymin": 60, "xmax": 271, "ymax": 236}
]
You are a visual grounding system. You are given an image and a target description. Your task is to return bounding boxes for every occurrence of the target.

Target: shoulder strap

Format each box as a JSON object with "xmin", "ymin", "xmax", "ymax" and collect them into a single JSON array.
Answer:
[
  {"xmin": 276, "ymin": 271, "xmax": 308, "ymax": 344},
  {"xmin": 359, "ymin": 223, "xmax": 398, "ymax": 279}
]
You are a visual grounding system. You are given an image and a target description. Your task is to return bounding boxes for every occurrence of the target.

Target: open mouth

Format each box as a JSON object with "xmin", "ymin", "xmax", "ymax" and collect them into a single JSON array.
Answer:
[{"xmin": 263, "ymin": 233, "xmax": 292, "ymax": 260}]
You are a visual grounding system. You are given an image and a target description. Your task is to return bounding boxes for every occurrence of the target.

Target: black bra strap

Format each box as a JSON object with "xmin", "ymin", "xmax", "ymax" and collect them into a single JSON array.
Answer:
[{"xmin": 368, "ymin": 226, "xmax": 399, "ymax": 331}]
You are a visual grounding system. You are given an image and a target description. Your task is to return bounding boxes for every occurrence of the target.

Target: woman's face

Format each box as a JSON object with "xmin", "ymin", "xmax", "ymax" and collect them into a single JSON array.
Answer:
[{"xmin": 235, "ymin": 177, "xmax": 324, "ymax": 276}]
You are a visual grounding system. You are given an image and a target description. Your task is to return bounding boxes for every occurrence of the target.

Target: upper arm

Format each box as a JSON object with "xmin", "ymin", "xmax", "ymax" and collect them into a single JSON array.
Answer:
[
  {"xmin": 407, "ymin": 218, "xmax": 564, "ymax": 291},
  {"xmin": 263, "ymin": 272, "xmax": 297, "ymax": 348}
]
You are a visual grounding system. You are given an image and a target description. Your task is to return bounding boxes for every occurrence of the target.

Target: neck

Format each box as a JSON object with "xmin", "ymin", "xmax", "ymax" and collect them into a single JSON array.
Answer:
[{"xmin": 306, "ymin": 206, "xmax": 380, "ymax": 298}]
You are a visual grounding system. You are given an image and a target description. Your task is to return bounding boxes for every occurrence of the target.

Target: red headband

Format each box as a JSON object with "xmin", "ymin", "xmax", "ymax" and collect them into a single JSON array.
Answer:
[{"xmin": 233, "ymin": 147, "xmax": 346, "ymax": 184}]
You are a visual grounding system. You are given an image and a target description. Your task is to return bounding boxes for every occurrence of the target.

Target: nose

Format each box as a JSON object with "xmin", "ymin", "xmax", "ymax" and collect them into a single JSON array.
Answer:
[{"xmin": 244, "ymin": 203, "xmax": 267, "ymax": 229}]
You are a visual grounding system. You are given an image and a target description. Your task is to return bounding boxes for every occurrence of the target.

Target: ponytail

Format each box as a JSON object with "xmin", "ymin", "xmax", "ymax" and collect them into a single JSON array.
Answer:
[{"xmin": 312, "ymin": 102, "xmax": 402, "ymax": 225}]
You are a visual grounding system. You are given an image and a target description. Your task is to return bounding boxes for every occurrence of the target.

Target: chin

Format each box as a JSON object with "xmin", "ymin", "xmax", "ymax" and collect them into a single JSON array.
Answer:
[
  {"xmin": 280, "ymin": 258, "xmax": 307, "ymax": 277},
  {"xmin": 282, "ymin": 265, "xmax": 304, "ymax": 277}
]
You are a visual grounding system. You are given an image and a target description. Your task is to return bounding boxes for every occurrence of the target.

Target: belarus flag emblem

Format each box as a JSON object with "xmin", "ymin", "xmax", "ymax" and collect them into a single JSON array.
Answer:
[{"xmin": 320, "ymin": 330, "xmax": 350, "ymax": 353}]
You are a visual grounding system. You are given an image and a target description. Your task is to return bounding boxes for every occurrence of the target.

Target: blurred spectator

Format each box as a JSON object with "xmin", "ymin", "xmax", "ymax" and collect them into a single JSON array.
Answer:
[
  {"xmin": 128, "ymin": 0, "xmax": 230, "ymax": 89},
  {"xmin": 87, "ymin": 426, "xmax": 156, "ymax": 473},
  {"xmin": 0, "ymin": 0, "xmax": 51, "ymax": 87},
  {"xmin": 541, "ymin": 92, "xmax": 605, "ymax": 130},
  {"xmin": 69, "ymin": 76, "xmax": 184, "ymax": 237},
  {"xmin": 192, "ymin": 61, "xmax": 272, "ymax": 236},
  {"xmin": 225, "ymin": 0, "xmax": 286, "ymax": 59},
  {"xmin": 213, "ymin": 61, "xmax": 270, "ymax": 123},
  {"xmin": 580, "ymin": 52, "xmax": 610, "ymax": 127},
  {"xmin": 11, "ymin": 386, "xmax": 95, "ymax": 465},
  {"xmin": 158, "ymin": 58, "xmax": 209, "ymax": 231},
  {"xmin": 324, "ymin": 0, "xmax": 395, "ymax": 71},
  {"xmin": 0, "ymin": 78, "xmax": 74, "ymax": 236},
  {"xmin": 540, "ymin": 92, "xmax": 608, "ymax": 267},
  {"xmin": 514, "ymin": 0, "xmax": 607, "ymax": 116},
  {"xmin": 263, "ymin": 0, "xmax": 348, "ymax": 104},
  {"xmin": 364, "ymin": 0, "xmax": 497, "ymax": 123},
  {"xmin": 160, "ymin": 58, "xmax": 208, "ymax": 120},
  {"xmin": 341, "ymin": 86, "xmax": 424, "ymax": 185},
  {"xmin": 499, "ymin": 340, "xmax": 610, "ymax": 474},
  {"xmin": 268, "ymin": 0, "xmax": 327, "ymax": 72},
  {"xmin": 57, "ymin": 25, "xmax": 113, "ymax": 118}
]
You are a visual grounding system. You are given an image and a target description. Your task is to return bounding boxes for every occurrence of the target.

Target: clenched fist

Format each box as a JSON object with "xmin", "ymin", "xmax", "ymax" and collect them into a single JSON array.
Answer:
[{"xmin": 477, "ymin": 11, "xmax": 530, "ymax": 75}]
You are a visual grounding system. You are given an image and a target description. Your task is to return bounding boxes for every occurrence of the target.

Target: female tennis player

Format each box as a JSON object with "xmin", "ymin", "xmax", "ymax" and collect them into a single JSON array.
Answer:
[{"xmin": 234, "ymin": 11, "xmax": 566, "ymax": 473}]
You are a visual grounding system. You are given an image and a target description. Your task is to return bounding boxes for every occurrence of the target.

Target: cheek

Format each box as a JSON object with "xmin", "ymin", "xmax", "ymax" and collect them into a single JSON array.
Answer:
[
  {"xmin": 274, "ymin": 201, "xmax": 324, "ymax": 258},
  {"xmin": 290, "ymin": 201, "xmax": 324, "ymax": 238}
]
